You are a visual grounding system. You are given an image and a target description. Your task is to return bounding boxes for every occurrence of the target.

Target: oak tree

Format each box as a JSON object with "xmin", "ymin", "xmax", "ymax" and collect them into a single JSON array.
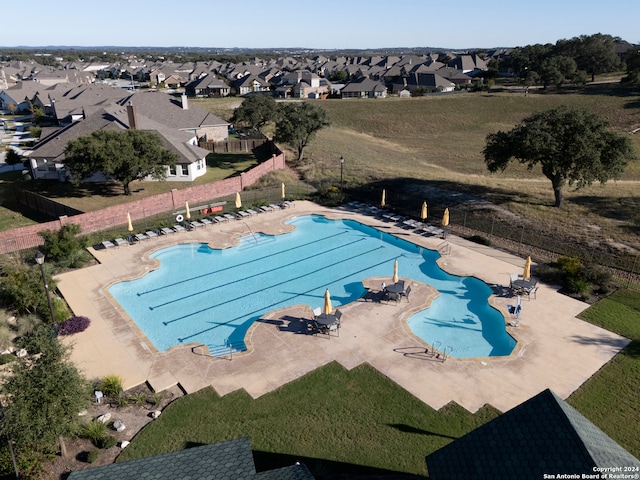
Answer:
[{"xmin": 483, "ymin": 106, "xmax": 635, "ymax": 208}]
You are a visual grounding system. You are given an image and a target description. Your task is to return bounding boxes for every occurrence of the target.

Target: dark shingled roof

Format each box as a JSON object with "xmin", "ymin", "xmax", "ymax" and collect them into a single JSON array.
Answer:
[
  {"xmin": 426, "ymin": 389, "xmax": 640, "ymax": 480},
  {"xmin": 67, "ymin": 437, "xmax": 315, "ymax": 480}
]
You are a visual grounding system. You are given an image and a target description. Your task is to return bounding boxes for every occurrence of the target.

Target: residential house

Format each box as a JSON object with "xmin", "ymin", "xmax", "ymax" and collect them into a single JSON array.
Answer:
[
  {"xmin": 391, "ymin": 72, "xmax": 455, "ymax": 95},
  {"xmin": 426, "ymin": 389, "xmax": 640, "ymax": 480},
  {"xmin": 230, "ymin": 74, "xmax": 270, "ymax": 96},
  {"xmin": 26, "ymin": 90, "xmax": 228, "ymax": 183},
  {"xmin": 341, "ymin": 77, "xmax": 387, "ymax": 98},
  {"xmin": 185, "ymin": 74, "xmax": 230, "ymax": 97},
  {"xmin": 448, "ymin": 54, "xmax": 488, "ymax": 75}
]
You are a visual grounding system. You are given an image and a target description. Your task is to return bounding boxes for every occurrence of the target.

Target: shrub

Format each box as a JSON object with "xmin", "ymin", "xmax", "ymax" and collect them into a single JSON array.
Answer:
[
  {"xmin": 467, "ymin": 235, "xmax": 492, "ymax": 246},
  {"xmin": 98, "ymin": 375, "xmax": 124, "ymax": 397},
  {"xmin": 0, "ymin": 353, "xmax": 15, "ymax": 365},
  {"xmin": 566, "ymin": 277, "xmax": 590, "ymax": 295},
  {"xmin": 39, "ymin": 224, "xmax": 89, "ymax": 269},
  {"xmin": 86, "ymin": 449, "xmax": 99, "ymax": 463},
  {"xmin": 82, "ymin": 420, "xmax": 107, "ymax": 446},
  {"xmin": 58, "ymin": 316, "xmax": 91, "ymax": 336},
  {"xmin": 556, "ymin": 256, "xmax": 583, "ymax": 276},
  {"xmin": 96, "ymin": 434, "xmax": 117, "ymax": 449}
]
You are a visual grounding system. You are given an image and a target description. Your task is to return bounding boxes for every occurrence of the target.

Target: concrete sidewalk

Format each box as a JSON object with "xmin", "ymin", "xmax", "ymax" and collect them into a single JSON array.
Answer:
[{"xmin": 57, "ymin": 201, "xmax": 630, "ymax": 413}]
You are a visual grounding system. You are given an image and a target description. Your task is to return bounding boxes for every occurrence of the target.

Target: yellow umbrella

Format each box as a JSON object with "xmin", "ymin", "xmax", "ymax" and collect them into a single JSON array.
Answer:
[
  {"xmin": 323, "ymin": 289, "xmax": 332, "ymax": 315},
  {"xmin": 381, "ymin": 189, "xmax": 386, "ymax": 207},
  {"xmin": 235, "ymin": 192, "xmax": 242, "ymax": 209},
  {"xmin": 392, "ymin": 259, "xmax": 399, "ymax": 283},
  {"xmin": 421, "ymin": 202, "xmax": 428, "ymax": 221},
  {"xmin": 442, "ymin": 208, "xmax": 450, "ymax": 227},
  {"xmin": 524, "ymin": 256, "xmax": 532, "ymax": 280},
  {"xmin": 127, "ymin": 212, "xmax": 133, "ymax": 232},
  {"xmin": 281, "ymin": 182, "xmax": 286, "ymax": 200},
  {"xmin": 185, "ymin": 201, "xmax": 191, "ymax": 220}
]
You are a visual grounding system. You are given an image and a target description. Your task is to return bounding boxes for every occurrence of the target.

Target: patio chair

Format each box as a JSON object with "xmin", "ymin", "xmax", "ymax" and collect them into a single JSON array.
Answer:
[
  {"xmin": 400, "ymin": 285, "xmax": 411, "ymax": 302},
  {"xmin": 312, "ymin": 307, "xmax": 322, "ymax": 319},
  {"xmin": 509, "ymin": 273, "xmax": 521, "ymax": 288},
  {"xmin": 385, "ymin": 291, "xmax": 400, "ymax": 303}
]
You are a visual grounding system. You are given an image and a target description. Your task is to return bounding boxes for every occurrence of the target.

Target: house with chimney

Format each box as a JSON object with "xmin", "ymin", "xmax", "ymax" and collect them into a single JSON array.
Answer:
[{"xmin": 26, "ymin": 90, "xmax": 227, "ymax": 183}]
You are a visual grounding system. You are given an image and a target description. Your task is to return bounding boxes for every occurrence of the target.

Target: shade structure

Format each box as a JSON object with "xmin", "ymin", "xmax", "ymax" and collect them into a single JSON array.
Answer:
[
  {"xmin": 323, "ymin": 289, "xmax": 332, "ymax": 315},
  {"xmin": 421, "ymin": 202, "xmax": 428, "ymax": 221},
  {"xmin": 281, "ymin": 182, "xmax": 286, "ymax": 200},
  {"xmin": 524, "ymin": 256, "xmax": 532, "ymax": 280},
  {"xmin": 127, "ymin": 212, "xmax": 133, "ymax": 232},
  {"xmin": 442, "ymin": 208, "xmax": 450, "ymax": 227},
  {"xmin": 381, "ymin": 189, "xmax": 386, "ymax": 207},
  {"xmin": 235, "ymin": 192, "xmax": 242, "ymax": 209},
  {"xmin": 185, "ymin": 201, "xmax": 191, "ymax": 220},
  {"xmin": 392, "ymin": 259, "xmax": 399, "ymax": 283}
]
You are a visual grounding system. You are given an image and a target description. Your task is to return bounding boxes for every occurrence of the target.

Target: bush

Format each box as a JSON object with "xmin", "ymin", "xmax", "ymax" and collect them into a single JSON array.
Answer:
[
  {"xmin": 555, "ymin": 256, "xmax": 583, "ymax": 276},
  {"xmin": 467, "ymin": 235, "xmax": 492, "ymax": 246},
  {"xmin": 39, "ymin": 224, "xmax": 90, "ymax": 269},
  {"xmin": 0, "ymin": 353, "xmax": 15, "ymax": 365},
  {"xmin": 566, "ymin": 277, "xmax": 590, "ymax": 295},
  {"xmin": 98, "ymin": 374, "xmax": 124, "ymax": 397},
  {"xmin": 86, "ymin": 449, "xmax": 99, "ymax": 463},
  {"xmin": 58, "ymin": 316, "xmax": 91, "ymax": 336},
  {"xmin": 82, "ymin": 420, "xmax": 107, "ymax": 446},
  {"xmin": 96, "ymin": 434, "xmax": 117, "ymax": 449}
]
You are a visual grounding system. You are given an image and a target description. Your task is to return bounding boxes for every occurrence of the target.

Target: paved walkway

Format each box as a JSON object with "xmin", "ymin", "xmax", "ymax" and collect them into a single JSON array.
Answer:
[{"xmin": 57, "ymin": 201, "xmax": 630, "ymax": 413}]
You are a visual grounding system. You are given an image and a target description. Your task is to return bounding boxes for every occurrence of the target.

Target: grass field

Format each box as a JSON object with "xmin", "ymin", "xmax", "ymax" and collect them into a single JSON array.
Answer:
[{"xmin": 193, "ymin": 85, "xmax": 640, "ymax": 260}]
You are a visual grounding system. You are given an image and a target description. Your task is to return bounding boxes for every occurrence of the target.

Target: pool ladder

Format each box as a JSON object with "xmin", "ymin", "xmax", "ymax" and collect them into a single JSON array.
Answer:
[
  {"xmin": 429, "ymin": 341, "xmax": 453, "ymax": 362},
  {"xmin": 243, "ymin": 222, "xmax": 258, "ymax": 245}
]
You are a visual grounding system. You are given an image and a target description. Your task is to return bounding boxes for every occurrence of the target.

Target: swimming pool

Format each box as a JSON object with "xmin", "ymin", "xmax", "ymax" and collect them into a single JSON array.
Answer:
[{"xmin": 108, "ymin": 215, "xmax": 516, "ymax": 358}]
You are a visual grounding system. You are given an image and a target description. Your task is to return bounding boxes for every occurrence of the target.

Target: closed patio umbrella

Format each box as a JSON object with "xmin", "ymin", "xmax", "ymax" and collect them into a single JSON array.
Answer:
[
  {"xmin": 235, "ymin": 192, "xmax": 242, "ymax": 209},
  {"xmin": 421, "ymin": 202, "xmax": 428, "ymax": 221},
  {"xmin": 185, "ymin": 201, "xmax": 191, "ymax": 220},
  {"xmin": 442, "ymin": 208, "xmax": 449, "ymax": 227},
  {"xmin": 392, "ymin": 259, "xmax": 399, "ymax": 284},
  {"xmin": 381, "ymin": 189, "xmax": 386, "ymax": 207},
  {"xmin": 127, "ymin": 212, "xmax": 133, "ymax": 232},
  {"xmin": 281, "ymin": 182, "xmax": 286, "ymax": 200},
  {"xmin": 323, "ymin": 289, "xmax": 332, "ymax": 315},
  {"xmin": 524, "ymin": 256, "xmax": 532, "ymax": 280}
]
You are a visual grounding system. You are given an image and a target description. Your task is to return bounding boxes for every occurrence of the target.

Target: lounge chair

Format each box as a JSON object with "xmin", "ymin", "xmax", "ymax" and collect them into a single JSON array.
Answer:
[
  {"xmin": 200, "ymin": 218, "xmax": 213, "ymax": 227},
  {"xmin": 160, "ymin": 227, "xmax": 175, "ymax": 235},
  {"xmin": 114, "ymin": 237, "xmax": 128, "ymax": 247},
  {"xmin": 173, "ymin": 224, "xmax": 186, "ymax": 233},
  {"xmin": 101, "ymin": 240, "xmax": 115, "ymax": 250},
  {"xmin": 190, "ymin": 220, "xmax": 205, "ymax": 229},
  {"xmin": 236, "ymin": 211, "xmax": 250, "ymax": 219},
  {"xmin": 145, "ymin": 230, "xmax": 158, "ymax": 239},
  {"xmin": 259, "ymin": 206, "xmax": 273, "ymax": 213},
  {"xmin": 246, "ymin": 209, "xmax": 259, "ymax": 216},
  {"xmin": 223, "ymin": 213, "xmax": 237, "ymax": 221},
  {"xmin": 214, "ymin": 216, "xmax": 227, "ymax": 223}
]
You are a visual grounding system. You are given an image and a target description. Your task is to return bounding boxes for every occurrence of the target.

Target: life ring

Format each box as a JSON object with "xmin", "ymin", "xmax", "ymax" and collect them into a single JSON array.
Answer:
[{"xmin": 176, "ymin": 214, "xmax": 184, "ymax": 222}]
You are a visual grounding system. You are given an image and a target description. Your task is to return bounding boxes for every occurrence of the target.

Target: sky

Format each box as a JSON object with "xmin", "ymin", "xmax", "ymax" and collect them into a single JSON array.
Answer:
[{"xmin": 3, "ymin": 0, "xmax": 639, "ymax": 50}]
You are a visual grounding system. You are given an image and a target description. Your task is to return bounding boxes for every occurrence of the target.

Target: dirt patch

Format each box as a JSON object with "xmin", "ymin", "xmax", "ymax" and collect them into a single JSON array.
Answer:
[{"xmin": 42, "ymin": 384, "xmax": 184, "ymax": 480}]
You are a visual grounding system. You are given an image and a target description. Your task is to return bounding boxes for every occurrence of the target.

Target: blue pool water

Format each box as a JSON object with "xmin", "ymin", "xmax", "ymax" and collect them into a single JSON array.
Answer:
[{"xmin": 108, "ymin": 215, "xmax": 516, "ymax": 358}]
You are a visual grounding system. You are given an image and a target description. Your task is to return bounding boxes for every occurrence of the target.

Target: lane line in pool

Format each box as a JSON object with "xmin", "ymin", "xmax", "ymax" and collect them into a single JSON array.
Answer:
[
  {"xmin": 176, "ymin": 253, "xmax": 403, "ymax": 343},
  {"xmin": 137, "ymin": 230, "xmax": 352, "ymax": 296},
  {"xmin": 150, "ymin": 237, "xmax": 370, "ymax": 310},
  {"xmin": 161, "ymin": 245, "xmax": 390, "ymax": 324}
]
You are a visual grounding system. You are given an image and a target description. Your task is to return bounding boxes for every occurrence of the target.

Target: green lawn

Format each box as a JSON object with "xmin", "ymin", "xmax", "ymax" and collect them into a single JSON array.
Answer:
[
  {"xmin": 118, "ymin": 363, "xmax": 500, "ymax": 477},
  {"xmin": 569, "ymin": 289, "xmax": 640, "ymax": 459}
]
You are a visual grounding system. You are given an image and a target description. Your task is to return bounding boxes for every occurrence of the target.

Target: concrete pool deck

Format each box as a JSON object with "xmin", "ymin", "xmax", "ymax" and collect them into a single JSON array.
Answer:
[{"xmin": 57, "ymin": 201, "xmax": 631, "ymax": 413}]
